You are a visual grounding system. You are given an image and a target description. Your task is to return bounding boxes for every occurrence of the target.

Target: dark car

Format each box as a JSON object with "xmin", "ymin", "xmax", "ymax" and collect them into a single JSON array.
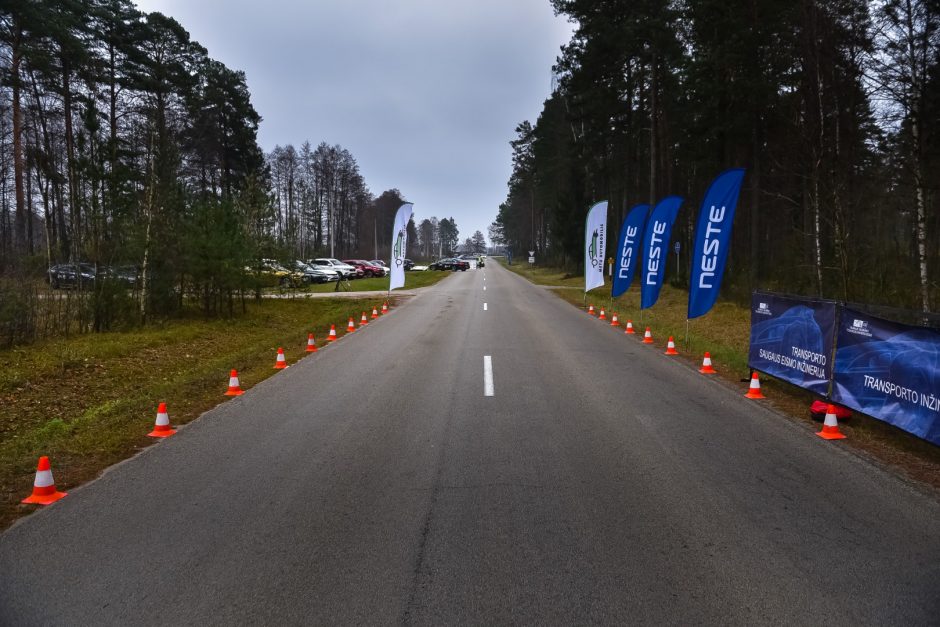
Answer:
[
  {"xmin": 403, "ymin": 258, "xmax": 415, "ymax": 271},
  {"xmin": 48, "ymin": 263, "xmax": 97, "ymax": 289},
  {"xmin": 452, "ymin": 259, "xmax": 470, "ymax": 271},
  {"xmin": 428, "ymin": 258, "xmax": 454, "ymax": 271}
]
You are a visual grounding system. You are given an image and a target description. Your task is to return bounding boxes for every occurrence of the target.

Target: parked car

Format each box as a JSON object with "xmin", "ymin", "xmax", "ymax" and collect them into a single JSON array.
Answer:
[
  {"xmin": 309, "ymin": 258, "xmax": 358, "ymax": 279},
  {"xmin": 108, "ymin": 265, "xmax": 139, "ymax": 288},
  {"xmin": 370, "ymin": 260, "xmax": 389, "ymax": 271},
  {"xmin": 48, "ymin": 263, "xmax": 98, "ymax": 289},
  {"xmin": 403, "ymin": 258, "xmax": 415, "ymax": 271},
  {"xmin": 293, "ymin": 261, "xmax": 339, "ymax": 284},
  {"xmin": 452, "ymin": 258, "xmax": 470, "ymax": 271},
  {"xmin": 343, "ymin": 259, "xmax": 385, "ymax": 278},
  {"xmin": 247, "ymin": 259, "xmax": 304, "ymax": 287}
]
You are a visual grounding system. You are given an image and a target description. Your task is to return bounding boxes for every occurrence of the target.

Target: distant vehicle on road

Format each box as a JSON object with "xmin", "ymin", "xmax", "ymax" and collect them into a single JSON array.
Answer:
[{"xmin": 429, "ymin": 258, "xmax": 469, "ymax": 271}]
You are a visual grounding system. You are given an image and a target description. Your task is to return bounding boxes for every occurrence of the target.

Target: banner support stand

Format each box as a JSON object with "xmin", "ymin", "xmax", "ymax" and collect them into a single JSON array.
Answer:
[{"xmin": 685, "ymin": 319, "xmax": 691, "ymax": 351}]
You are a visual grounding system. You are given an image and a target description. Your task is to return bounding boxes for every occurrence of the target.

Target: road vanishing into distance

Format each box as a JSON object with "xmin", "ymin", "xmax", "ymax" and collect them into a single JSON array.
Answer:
[{"xmin": 2, "ymin": 261, "xmax": 939, "ymax": 625}]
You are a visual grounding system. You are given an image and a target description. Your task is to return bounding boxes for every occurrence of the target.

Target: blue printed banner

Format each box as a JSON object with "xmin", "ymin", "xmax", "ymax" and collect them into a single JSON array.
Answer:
[
  {"xmin": 832, "ymin": 309, "xmax": 940, "ymax": 446},
  {"xmin": 747, "ymin": 292, "xmax": 837, "ymax": 395},
  {"xmin": 639, "ymin": 196, "xmax": 682, "ymax": 309},
  {"xmin": 612, "ymin": 204, "xmax": 649, "ymax": 298},
  {"xmin": 688, "ymin": 169, "xmax": 746, "ymax": 319}
]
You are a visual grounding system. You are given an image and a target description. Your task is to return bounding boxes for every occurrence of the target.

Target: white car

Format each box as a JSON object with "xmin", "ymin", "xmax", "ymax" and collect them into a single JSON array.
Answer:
[{"xmin": 309, "ymin": 258, "xmax": 357, "ymax": 279}]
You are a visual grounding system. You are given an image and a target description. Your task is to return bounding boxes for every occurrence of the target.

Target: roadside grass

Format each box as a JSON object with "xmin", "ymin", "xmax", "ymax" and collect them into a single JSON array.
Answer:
[
  {"xmin": 296, "ymin": 270, "xmax": 453, "ymax": 294},
  {"xmin": 0, "ymin": 296, "xmax": 396, "ymax": 530},
  {"xmin": 501, "ymin": 259, "xmax": 940, "ymax": 488}
]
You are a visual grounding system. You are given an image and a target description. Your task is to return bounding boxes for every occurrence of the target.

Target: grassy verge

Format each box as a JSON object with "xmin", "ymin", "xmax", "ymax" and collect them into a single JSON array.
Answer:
[
  {"xmin": 501, "ymin": 259, "xmax": 940, "ymax": 489},
  {"xmin": 0, "ymin": 295, "xmax": 400, "ymax": 530},
  {"xmin": 294, "ymin": 269, "xmax": 454, "ymax": 294}
]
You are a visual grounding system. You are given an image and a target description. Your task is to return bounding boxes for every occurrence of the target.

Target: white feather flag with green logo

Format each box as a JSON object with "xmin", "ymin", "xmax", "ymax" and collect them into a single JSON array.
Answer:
[
  {"xmin": 389, "ymin": 203, "xmax": 413, "ymax": 291},
  {"xmin": 584, "ymin": 201, "xmax": 608, "ymax": 293}
]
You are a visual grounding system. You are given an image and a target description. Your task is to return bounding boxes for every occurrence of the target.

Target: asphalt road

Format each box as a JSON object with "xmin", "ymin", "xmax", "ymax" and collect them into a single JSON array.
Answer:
[{"xmin": 2, "ymin": 262, "xmax": 939, "ymax": 625}]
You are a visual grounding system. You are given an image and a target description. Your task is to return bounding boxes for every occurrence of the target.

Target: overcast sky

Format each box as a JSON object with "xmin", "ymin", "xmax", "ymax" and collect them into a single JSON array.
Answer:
[{"xmin": 133, "ymin": 0, "xmax": 573, "ymax": 245}]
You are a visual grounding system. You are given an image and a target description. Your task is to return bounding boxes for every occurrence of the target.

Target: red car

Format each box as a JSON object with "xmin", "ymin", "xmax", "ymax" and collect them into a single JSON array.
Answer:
[{"xmin": 343, "ymin": 260, "xmax": 384, "ymax": 278}]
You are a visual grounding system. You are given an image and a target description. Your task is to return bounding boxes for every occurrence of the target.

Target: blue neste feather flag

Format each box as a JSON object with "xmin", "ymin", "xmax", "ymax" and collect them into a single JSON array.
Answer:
[
  {"xmin": 687, "ymin": 169, "xmax": 746, "ymax": 319},
  {"xmin": 611, "ymin": 204, "xmax": 649, "ymax": 298},
  {"xmin": 640, "ymin": 196, "xmax": 683, "ymax": 310}
]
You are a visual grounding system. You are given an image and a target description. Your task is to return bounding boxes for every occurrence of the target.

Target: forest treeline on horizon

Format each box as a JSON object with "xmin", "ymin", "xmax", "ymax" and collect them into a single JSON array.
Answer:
[
  {"xmin": 491, "ymin": 0, "xmax": 939, "ymax": 316},
  {"xmin": 0, "ymin": 1, "xmax": 482, "ymax": 345}
]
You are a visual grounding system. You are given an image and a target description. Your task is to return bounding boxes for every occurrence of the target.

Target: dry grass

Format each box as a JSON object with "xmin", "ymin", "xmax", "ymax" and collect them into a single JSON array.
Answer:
[
  {"xmin": 0, "ymin": 296, "xmax": 400, "ymax": 530},
  {"xmin": 503, "ymin": 260, "xmax": 940, "ymax": 491}
]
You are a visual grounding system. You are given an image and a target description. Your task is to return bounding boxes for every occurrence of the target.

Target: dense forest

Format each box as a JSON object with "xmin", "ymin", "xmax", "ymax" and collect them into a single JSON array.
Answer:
[
  {"xmin": 491, "ymin": 0, "xmax": 939, "ymax": 314},
  {"xmin": 0, "ymin": 1, "xmax": 462, "ymax": 346}
]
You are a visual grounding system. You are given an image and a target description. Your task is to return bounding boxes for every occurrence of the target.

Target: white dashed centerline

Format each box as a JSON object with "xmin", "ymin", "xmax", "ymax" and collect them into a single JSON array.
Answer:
[
  {"xmin": 483, "ymin": 356, "xmax": 494, "ymax": 396},
  {"xmin": 483, "ymin": 303, "xmax": 488, "ymax": 311}
]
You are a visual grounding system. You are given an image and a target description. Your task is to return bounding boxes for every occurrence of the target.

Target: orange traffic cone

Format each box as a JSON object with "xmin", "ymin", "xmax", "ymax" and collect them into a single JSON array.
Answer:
[
  {"xmin": 598, "ymin": 309, "xmax": 607, "ymax": 320},
  {"xmin": 347, "ymin": 317, "xmax": 356, "ymax": 333},
  {"xmin": 664, "ymin": 336, "xmax": 679, "ymax": 355},
  {"xmin": 360, "ymin": 312, "xmax": 369, "ymax": 327},
  {"xmin": 327, "ymin": 324, "xmax": 338, "ymax": 341},
  {"xmin": 371, "ymin": 307, "xmax": 379, "ymax": 319},
  {"xmin": 699, "ymin": 352, "xmax": 716, "ymax": 374},
  {"xmin": 21, "ymin": 456, "xmax": 67, "ymax": 505},
  {"xmin": 148, "ymin": 402, "xmax": 176, "ymax": 438},
  {"xmin": 610, "ymin": 313, "xmax": 620, "ymax": 327},
  {"xmin": 625, "ymin": 320, "xmax": 635, "ymax": 334},
  {"xmin": 745, "ymin": 372, "xmax": 765, "ymax": 399},
  {"xmin": 642, "ymin": 327, "xmax": 654, "ymax": 344},
  {"xmin": 588, "ymin": 304, "xmax": 596, "ymax": 316},
  {"xmin": 225, "ymin": 369, "xmax": 245, "ymax": 396},
  {"xmin": 306, "ymin": 333, "xmax": 317, "ymax": 352},
  {"xmin": 381, "ymin": 302, "xmax": 389, "ymax": 314},
  {"xmin": 816, "ymin": 404, "xmax": 847, "ymax": 440},
  {"xmin": 274, "ymin": 347, "xmax": 288, "ymax": 369}
]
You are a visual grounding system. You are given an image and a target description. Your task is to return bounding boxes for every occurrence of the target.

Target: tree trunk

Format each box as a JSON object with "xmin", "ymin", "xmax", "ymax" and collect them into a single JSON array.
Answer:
[{"xmin": 11, "ymin": 24, "xmax": 26, "ymax": 258}]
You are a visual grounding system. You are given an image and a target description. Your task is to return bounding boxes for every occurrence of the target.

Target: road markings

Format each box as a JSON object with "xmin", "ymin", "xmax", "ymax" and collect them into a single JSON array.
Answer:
[
  {"xmin": 483, "ymin": 303, "xmax": 488, "ymax": 311},
  {"xmin": 483, "ymin": 286, "xmax": 486, "ymax": 291},
  {"xmin": 484, "ymin": 356, "xmax": 494, "ymax": 396}
]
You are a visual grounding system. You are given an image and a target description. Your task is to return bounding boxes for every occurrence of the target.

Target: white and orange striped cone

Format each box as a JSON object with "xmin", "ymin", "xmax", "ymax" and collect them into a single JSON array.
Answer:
[
  {"xmin": 327, "ymin": 324, "xmax": 338, "ymax": 342},
  {"xmin": 664, "ymin": 336, "xmax": 679, "ymax": 355},
  {"xmin": 360, "ymin": 312, "xmax": 369, "ymax": 327},
  {"xmin": 346, "ymin": 317, "xmax": 356, "ymax": 333},
  {"xmin": 816, "ymin": 404, "xmax": 847, "ymax": 440},
  {"xmin": 699, "ymin": 352, "xmax": 716, "ymax": 374},
  {"xmin": 588, "ymin": 304, "xmax": 596, "ymax": 316},
  {"xmin": 148, "ymin": 402, "xmax": 176, "ymax": 438},
  {"xmin": 21, "ymin": 456, "xmax": 67, "ymax": 505},
  {"xmin": 225, "ymin": 369, "xmax": 244, "ymax": 396},
  {"xmin": 610, "ymin": 313, "xmax": 620, "ymax": 327},
  {"xmin": 306, "ymin": 333, "xmax": 317, "ymax": 352},
  {"xmin": 371, "ymin": 306, "xmax": 379, "ymax": 319},
  {"xmin": 381, "ymin": 302, "xmax": 389, "ymax": 314},
  {"xmin": 642, "ymin": 327, "xmax": 654, "ymax": 344},
  {"xmin": 745, "ymin": 372, "xmax": 765, "ymax": 399},
  {"xmin": 625, "ymin": 320, "xmax": 635, "ymax": 334},
  {"xmin": 274, "ymin": 347, "xmax": 288, "ymax": 369},
  {"xmin": 598, "ymin": 308, "xmax": 607, "ymax": 321}
]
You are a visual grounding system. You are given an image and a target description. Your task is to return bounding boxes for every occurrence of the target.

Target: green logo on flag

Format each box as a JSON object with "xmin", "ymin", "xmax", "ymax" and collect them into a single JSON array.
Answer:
[
  {"xmin": 588, "ymin": 229, "xmax": 599, "ymax": 267},
  {"xmin": 394, "ymin": 229, "xmax": 405, "ymax": 265}
]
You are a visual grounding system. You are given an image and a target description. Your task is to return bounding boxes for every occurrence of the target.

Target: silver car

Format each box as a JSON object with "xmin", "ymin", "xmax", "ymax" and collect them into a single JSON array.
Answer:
[
  {"xmin": 294, "ymin": 261, "xmax": 339, "ymax": 284},
  {"xmin": 309, "ymin": 258, "xmax": 357, "ymax": 279}
]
